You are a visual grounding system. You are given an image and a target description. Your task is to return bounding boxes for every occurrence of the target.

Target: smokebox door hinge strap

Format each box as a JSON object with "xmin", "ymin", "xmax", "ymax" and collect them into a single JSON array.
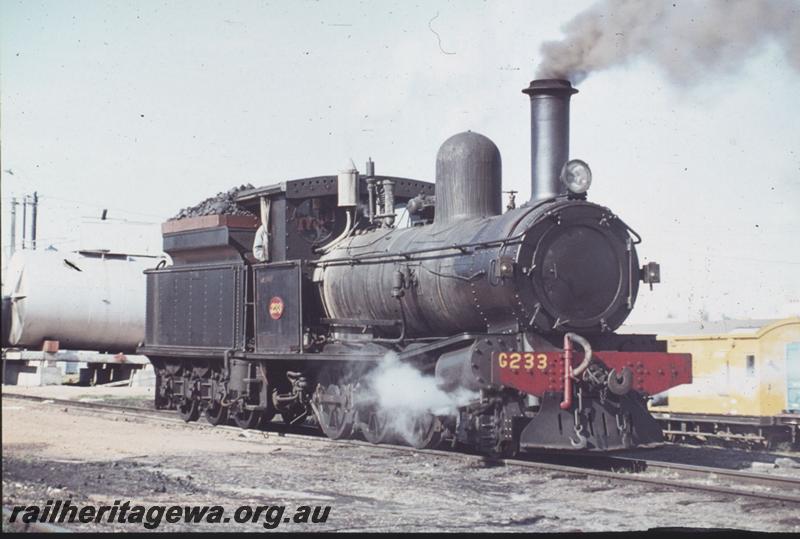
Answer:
[{"xmin": 626, "ymin": 238, "xmax": 633, "ymax": 309}]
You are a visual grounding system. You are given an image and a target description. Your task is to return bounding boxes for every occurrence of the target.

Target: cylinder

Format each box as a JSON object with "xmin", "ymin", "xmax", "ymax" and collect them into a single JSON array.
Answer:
[
  {"xmin": 434, "ymin": 131, "xmax": 502, "ymax": 223},
  {"xmin": 435, "ymin": 346, "xmax": 482, "ymax": 393},
  {"xmin": 522, "ymin": 79, "xmax": 578, "ymax": 202},
  {"xmin": 3, "ymin": 250, "xmax": 156, "ymax": 352}
]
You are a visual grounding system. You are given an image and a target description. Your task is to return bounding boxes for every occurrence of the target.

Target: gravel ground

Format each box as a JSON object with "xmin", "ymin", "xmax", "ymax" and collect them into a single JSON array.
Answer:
[
  {"xmin": 2, "ymin": 386, "xmax": 156, "ymax": 409},
  {"xmin": 2, "ymin": 391, "xmax": 799, "ymax": 533}
]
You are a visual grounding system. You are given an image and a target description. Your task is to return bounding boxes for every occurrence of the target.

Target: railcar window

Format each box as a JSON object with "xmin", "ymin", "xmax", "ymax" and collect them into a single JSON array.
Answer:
[{"xmin": 746, "ymin": 355, "xmax": 755, "ymax": 376}]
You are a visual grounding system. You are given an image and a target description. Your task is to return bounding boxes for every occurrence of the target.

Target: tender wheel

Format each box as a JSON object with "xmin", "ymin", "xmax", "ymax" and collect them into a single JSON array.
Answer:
[
  {"xmin": 410, "ymin": 413, "xmax": 442, "ymax": 449},
  {"xmin": 155, "ymin": 392, "xmax": 170, "ymax": 410},
  {"xmin": 154, "ymin": 372, "xmax": 171, "ymax": 410},
  {"xmin": 205, "ymin": 401, "xmax": 229, "ymax": 426},
  {"xmin": 233, "ymin": 408, "xmax": 263, "ymax": 429},
  {"xmin": 178, "ymin": 398, "xmax": 200, "ymax": 422},
  {"xmin": 312, "ymin": 384, "xmax": 355, "ymax": 440},
  {"xmin": 360, "ymin": 408, "xmax": 392, "ymax": 444}
]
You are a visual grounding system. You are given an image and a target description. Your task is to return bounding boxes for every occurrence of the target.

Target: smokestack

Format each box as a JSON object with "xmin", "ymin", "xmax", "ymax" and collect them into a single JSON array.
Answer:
[{"xmin": 522, "ymin": 79, "xmax": 577, "ymax": 202}]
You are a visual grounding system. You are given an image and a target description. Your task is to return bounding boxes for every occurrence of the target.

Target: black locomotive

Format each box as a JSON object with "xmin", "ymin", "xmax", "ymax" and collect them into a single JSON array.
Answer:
[{"xmin": 140, "ymin": 79, "xmax": 691, "ymax": 454}]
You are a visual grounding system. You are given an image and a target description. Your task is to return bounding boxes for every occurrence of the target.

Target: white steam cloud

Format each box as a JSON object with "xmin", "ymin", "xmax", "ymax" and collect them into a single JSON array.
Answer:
[
  {"xmin": 537, "ymin": 0, "xmax": 800, "ymax": 85},
  {"xmin": 356, "ymin": 352, "xmax": 477, "ymax": 446}
]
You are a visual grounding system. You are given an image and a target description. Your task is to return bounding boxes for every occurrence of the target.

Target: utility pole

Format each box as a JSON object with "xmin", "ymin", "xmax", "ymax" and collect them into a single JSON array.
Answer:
[
  {"xmin": 8, "ymin": 197, "xmax": 17, "ymax": 257},
  {"xmin": 31, "ymin": 191, "xmax": 38, "ymax": 249},
  {"xmin": 21, "ymin": 195, "xmax": 27, "ymax": 250}
]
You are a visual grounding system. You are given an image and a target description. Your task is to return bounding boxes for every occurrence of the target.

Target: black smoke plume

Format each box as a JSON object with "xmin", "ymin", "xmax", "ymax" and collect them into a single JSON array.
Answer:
[{"xmin": 537, "ymin": 0, "xmax": 800, "ymax": 85}]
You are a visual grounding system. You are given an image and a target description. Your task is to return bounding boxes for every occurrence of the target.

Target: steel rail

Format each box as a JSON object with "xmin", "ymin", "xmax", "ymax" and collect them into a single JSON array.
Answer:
[
  {"xmin": 4, "ymin": 392, "xmax": 800, "ymax": 505},
  {"xmin": 604, "ymin": 455, "xmax": 800, "ymax": 492},
  {"xmin": 499, "ymin": 457, "xmax": 800, "ymax": 504},
  {"xmin": 2, "ymin": 392, "xmax": 176, "ymax": 420},
  {"xmin": 1, "ymin": 392, "xmax": 318, "ymax": 437}
]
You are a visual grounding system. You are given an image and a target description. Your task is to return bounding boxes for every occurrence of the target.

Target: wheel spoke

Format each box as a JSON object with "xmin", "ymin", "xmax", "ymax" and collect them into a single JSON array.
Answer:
[
  {"xmin": 361, "ymin": 408, "xmax": 392, "ymax": 444},
  {"xmin": 233, "ymin": 408, "xmax": 262, "ymax": 429},
  {"xmin": 178, "ymin": 398, "xmax": 200, "ymax": 422},
  {"xmin": 312, "ymin": 384, "xmax": 354, "ymax": 440},
  {"xmin": 410, "ymin": 413, "xmax": 442, "ymax": 449},
  {"xmin": 205, "ymin": 401, "xmax": 228, "ymax": 426}
]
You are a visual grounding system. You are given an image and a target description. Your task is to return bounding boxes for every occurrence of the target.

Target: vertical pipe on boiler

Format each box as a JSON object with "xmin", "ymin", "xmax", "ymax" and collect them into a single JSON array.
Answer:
[
  {"xmin": 382, "ymin": 179, "xmax": 395, "ymax": 227},
  {"xmin": 522, "ymin": 79, "xmax": 578, "ymax": 203},
  {"xmin": 366, "ymin": 158, "xmax": 375, "ymax": 223}
]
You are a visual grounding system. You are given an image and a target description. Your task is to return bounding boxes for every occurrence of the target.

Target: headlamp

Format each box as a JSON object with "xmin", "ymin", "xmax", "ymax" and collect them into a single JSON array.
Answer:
[{"xmin": 560, "ymin": 159, "xmax": 592, "ymax": 195}]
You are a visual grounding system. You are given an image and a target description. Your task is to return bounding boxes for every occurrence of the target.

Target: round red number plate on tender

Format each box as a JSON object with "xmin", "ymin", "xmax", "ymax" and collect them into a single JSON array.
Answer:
[{"xmin": 269, "ymin": 297, "xmax": 284, "ymax": 320}]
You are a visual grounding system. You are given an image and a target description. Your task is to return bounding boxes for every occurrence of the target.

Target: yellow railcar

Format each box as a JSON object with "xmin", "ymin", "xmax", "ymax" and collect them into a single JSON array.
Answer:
[{"xmin": 649, "ymin": 317, "xmax": 800, "ymax": 448}]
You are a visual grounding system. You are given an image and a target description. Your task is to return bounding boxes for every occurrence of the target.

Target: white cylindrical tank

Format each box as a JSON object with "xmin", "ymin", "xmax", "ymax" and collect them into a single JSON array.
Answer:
[{"xmin": 3, "ymin": 250, "xmax": 158, "ymax": 352}]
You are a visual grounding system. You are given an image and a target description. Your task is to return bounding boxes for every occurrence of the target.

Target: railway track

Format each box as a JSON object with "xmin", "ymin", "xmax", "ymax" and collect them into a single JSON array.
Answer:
[
  {"xmin": 503, "ymin": 453, "xmax": 800, "ymax": 504},
  {"xmin": 4, "ymin": 392, "xmax": 800, "ymax": 505}
]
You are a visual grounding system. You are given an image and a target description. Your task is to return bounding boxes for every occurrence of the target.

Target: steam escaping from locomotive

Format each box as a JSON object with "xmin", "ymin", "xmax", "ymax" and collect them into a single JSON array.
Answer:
[
  {"xmin": 536, "ymin": 0, "xmax": 800, "ymax": 85},
  {"xmin": 355, "ymin": 353, "xmax": 477, "ymax": 447}
]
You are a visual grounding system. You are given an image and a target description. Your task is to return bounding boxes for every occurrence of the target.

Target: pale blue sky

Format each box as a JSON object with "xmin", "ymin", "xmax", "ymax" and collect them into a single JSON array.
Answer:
[{"xmin": 1, "ymin": 0, "xmax": 798, "ymax": 323}]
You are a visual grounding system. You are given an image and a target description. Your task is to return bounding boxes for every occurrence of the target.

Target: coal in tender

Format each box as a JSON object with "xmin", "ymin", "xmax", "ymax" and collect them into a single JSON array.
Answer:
[{"xmin": 170, "ymin": 184, "xmax": 256, "ymax": 220}]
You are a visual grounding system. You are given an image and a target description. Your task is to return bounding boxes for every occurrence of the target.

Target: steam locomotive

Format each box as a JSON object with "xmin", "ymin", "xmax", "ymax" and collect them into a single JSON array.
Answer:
[{"xmin": 139, "ymin": 79, "xmax": 692, "ymax": 454}]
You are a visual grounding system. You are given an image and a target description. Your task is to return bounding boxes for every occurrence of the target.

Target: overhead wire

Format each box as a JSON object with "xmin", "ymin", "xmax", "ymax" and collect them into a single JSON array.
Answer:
[{"xmin": 37, "ymin": 194, "xmax": 166, "ymax": 219}]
